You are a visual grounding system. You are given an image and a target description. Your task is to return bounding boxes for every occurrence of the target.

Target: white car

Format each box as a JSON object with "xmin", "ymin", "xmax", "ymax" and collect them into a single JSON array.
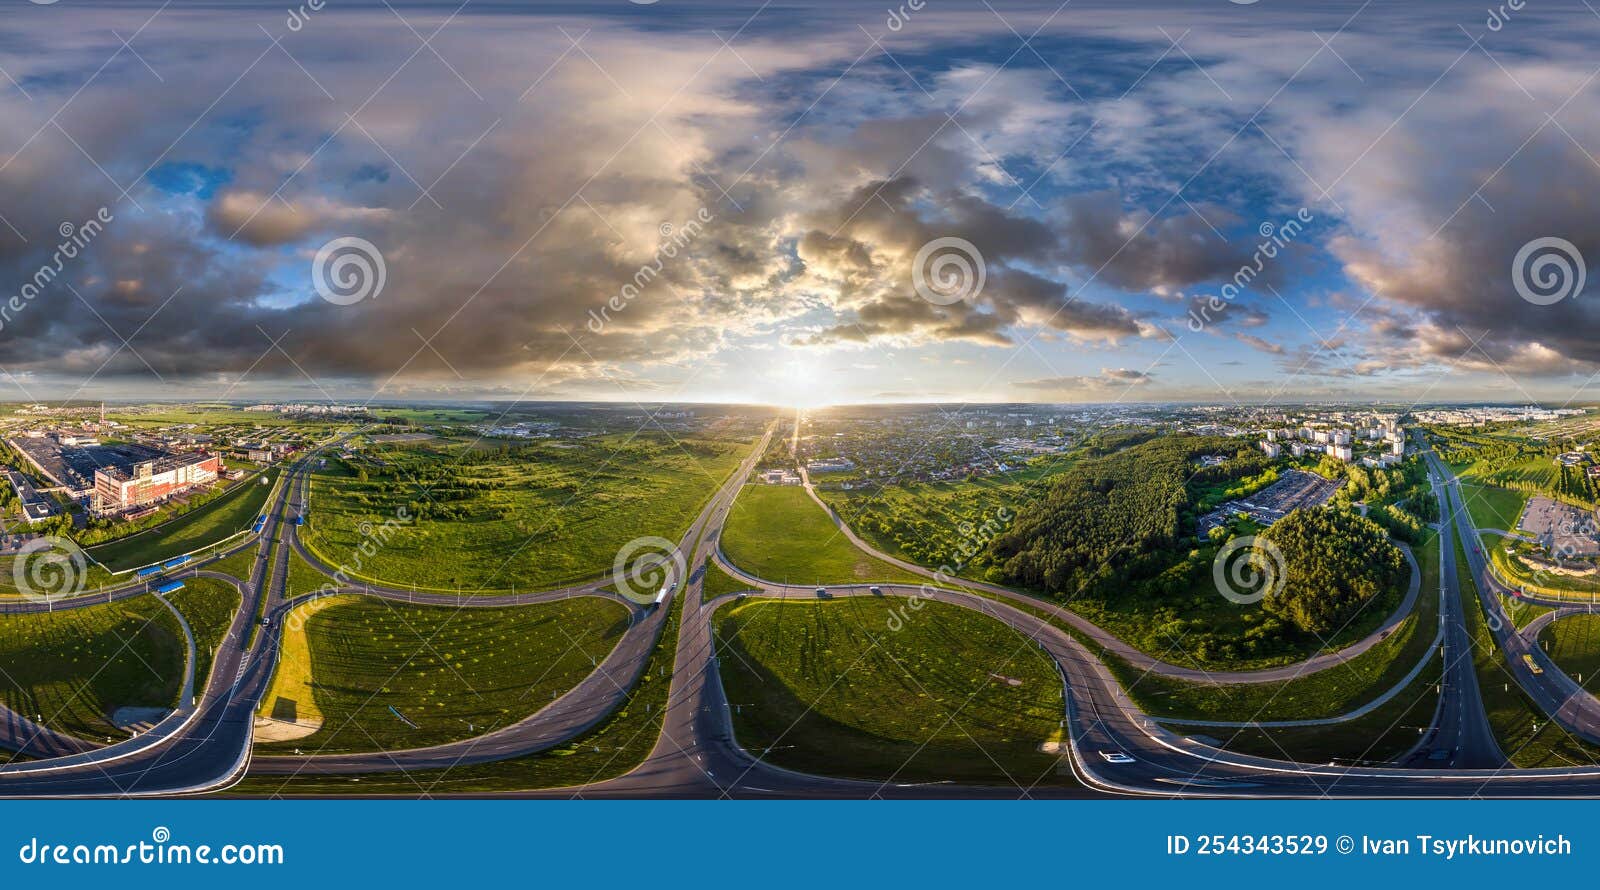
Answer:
[
  {"xmin": 815, "ymin": 587, "xmax": 827, "ymax": 595},
  {"xmin": 1098, "ymin": 751, "xmax": 1135, "ymax": 764}
]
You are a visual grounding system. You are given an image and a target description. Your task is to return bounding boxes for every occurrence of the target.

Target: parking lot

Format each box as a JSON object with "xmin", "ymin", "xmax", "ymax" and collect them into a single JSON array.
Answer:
[
  {"xmin": 1198, "ymin": 469, "xmax": 1344, "ymax": 536},
  {"xmin": 1519, "ymin": 496, "xmax": 1600, "ymax": 558}
]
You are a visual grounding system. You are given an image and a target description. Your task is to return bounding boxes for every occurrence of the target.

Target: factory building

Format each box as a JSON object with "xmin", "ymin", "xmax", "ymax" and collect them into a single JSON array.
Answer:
[{"xmin": 93, "ymin": 452, "xmax": 221, "ymax": 516}]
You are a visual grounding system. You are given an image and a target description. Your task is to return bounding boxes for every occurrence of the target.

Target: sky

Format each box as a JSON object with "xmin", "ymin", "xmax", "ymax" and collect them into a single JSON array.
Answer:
[{"xmin": 2, "ymin": 0, "xmax": 1600, "ymax": 407}]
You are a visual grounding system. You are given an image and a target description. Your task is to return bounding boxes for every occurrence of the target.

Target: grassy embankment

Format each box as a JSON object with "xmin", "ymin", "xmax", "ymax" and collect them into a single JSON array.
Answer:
[
  {"xmin": 233, "ymin": 585, "xmax": 686, "ymax": 794},
  {"xmin": 0, "ymin": 598, "xmax": 184, "ymax": 741},
  {"xmin": 720, "ymin": 484, "xmax": 921, "ymax": 586},
  {"xmin": 254, "ymin": 596, "xmax": 630, "ymax": 754},
  {"xmin": 715, "ymin": 596, "xmax": 1072, "ymax": 786},
  {"xmin": 700, "ymin": 559, "xmax": 752, "ymax": 602},
  {"xmin": 84, "ymin": 469, "xmax": 280, "ymax": 572},
  {"xmin": 167, "ymin": 577, "xmax": 242, "ymax": 689},
  {"xmin": 1539, "ymin": 614, "xmax": 1600, "ymax": 686}
]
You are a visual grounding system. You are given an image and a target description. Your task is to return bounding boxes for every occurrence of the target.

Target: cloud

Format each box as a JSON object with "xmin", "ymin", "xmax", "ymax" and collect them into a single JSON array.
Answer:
[
  {"xmin": 1015, "ymin": 366, "xmax": 1154, "ymax": 397},
  {"xmin": 2, "ymin": 2, "xmax": 1597, "ymax": 404}
]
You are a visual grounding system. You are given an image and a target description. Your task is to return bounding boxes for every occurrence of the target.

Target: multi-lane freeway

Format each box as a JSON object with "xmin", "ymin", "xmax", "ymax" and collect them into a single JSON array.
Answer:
[{"xmin": 9, "ymin": 427, "xmax": 1600, "ymax": 797}]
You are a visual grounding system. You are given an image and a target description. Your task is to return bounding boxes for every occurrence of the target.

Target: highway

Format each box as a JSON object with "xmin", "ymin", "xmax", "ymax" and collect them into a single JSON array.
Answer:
[
  {"xmin": 14, "ymin": 426, "xmax": 1600, "ymax": 797},
  {"xmin": 1425, "ymin": 447, "xmax": 1600, "ymax": 746},
  {"xmin": 1414, "ymin": 450, "xmax": 1504, "ymax": 769}
]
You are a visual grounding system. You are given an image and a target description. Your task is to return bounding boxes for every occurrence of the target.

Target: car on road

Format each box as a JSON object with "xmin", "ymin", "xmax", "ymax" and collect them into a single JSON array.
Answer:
[
  {"xmin": 869, "ymin": 586, "xmax": 881, "ymax": 595},
  {"xmin": 1098, "ymin": 751, "xmax": 1135, "ymax": 764}
]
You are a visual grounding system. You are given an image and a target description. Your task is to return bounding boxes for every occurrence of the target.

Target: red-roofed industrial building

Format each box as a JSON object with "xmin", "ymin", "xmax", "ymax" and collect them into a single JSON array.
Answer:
[{"xmin": 93, "ymin": 452, "xmax": 221, "ymax": 516}]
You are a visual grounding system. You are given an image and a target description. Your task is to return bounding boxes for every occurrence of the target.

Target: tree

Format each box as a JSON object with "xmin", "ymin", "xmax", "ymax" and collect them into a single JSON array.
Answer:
[{"xmin": 1258, "ymin": 508, "xmax": 1406, "ymax": 635}]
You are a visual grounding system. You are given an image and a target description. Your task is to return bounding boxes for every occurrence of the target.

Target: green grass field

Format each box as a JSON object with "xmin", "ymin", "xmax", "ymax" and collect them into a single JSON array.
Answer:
[
  {"xmin": 1476, "ymin": 456, "xmax": 1559, "ymax": 491},
  {"xmin": 1167, "ymin": 652, "xmax": 1441, "ymax": 765},
  {"xmin": 0, "ymin": 597, "xmax": 184, "ymax": 742},
  {"xmin": 1455, "ymin": 481, "xmax": 1527, "ymax": 533},
  {"xmin": 1119, "ymin": 530, "xmax": 1441, "ymax": 723},
  {"xmin": 256, "ymin": 595, "xmax": 630, "ymax": 754},
  {"xmin": 167, "ymin": 577, "xmax": 242, "ymax": 689},
  {"xmin": 300, "ymin": 434, "xmax": 744, "ymax": 592},
  {"xmin": 1539, "ymin": 614, "xmax": 1600, "ymax": 684},
  {"xmin": 1503, "ymin": 593, "xmax": 1554, "ymax": 630},
  {"xmin": 85, "ymin": 470, "xmax": 280, "ymax": 572},
  {"xmin": 204, "ymin": 546, "xmax": 262, "ymax": 587},
  {"xmin": 715, "ymin": 596, "xmax": 1071, "ymax": 786},
  {"xmin": 285, "ymin": 546, "xmax": 331, "ymax": 597},
  {"xmin": 0, "ymin": 552, "xmax": 116, "ymax": 598},
  {"xmin": 233, "ymin": 579, "xmax": 687, "ymax": 794},
  {"xmin": 700, "ymin": 559, "xmax": 752, "ymax": 602},
  {"xmin": 720, "ymin": 485, "xmax": 922, "ymax": 585},
  {"xmin": 816, "ymin": 464, "xmax": 1065, "ymax": 579}
]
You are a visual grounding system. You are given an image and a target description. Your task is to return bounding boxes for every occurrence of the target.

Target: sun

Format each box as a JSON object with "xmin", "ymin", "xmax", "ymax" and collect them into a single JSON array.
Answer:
[{"xmin": 767, "ymin": 355, "xmax": 837, "ymax": 409}]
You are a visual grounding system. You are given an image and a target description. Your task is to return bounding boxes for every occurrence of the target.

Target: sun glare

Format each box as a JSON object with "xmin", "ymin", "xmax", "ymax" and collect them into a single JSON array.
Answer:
[{"xmin": 768, "ymin": 356, "xmax": 837, "ymax": 409}]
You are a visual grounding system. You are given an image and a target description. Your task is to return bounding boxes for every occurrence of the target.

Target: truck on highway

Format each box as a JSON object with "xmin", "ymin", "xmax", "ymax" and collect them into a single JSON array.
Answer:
[{"xmin": 1524, "ymin": 653, "xmax": 1544, "ymax": 675}]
